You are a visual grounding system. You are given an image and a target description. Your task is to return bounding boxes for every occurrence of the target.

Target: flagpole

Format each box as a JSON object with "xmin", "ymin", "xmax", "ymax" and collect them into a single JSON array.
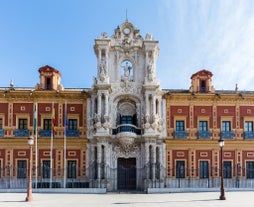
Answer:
[
  {"xmin": 34, "ymin": 102, "xmax": 38, "ymax": 189},
  {"xmin": 63, "ymin": 101, "xmax": 67, "ymax": 188},
  {"xmin": 50, "ymin": 102, "xmax": 54, "ymax": 188}
]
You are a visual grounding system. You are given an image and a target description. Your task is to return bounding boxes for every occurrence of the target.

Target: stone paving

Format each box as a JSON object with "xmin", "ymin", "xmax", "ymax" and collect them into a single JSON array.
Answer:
[{"xmin": 0, "ymin": 191, "xmax": 253, "ymax": 207}]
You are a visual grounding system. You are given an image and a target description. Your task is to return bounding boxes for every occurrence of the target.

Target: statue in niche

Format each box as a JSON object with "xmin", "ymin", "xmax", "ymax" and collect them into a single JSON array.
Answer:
[
  {"xmin": 122, "ymin": 62, "xmax": 132, "ymax": 80},
  {"xmin": 147, "ymin": 59, "xmax": 155, "ymax": 81},
  {"xmin": 99, "ymin": 58, "xmax": 106, "ymax": 75},
  {"xmin": 99, "ymin": 57, "xmax": 107, "ymax": 81}
]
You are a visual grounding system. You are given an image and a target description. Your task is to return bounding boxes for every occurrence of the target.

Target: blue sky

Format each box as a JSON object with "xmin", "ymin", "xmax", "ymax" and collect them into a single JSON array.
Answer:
[{"xmin": 0, "ymin": 0, "xmax": 254, "ymax": 90}]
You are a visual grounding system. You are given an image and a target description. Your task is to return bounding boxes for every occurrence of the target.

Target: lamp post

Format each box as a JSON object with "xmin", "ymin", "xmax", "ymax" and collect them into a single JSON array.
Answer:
[
  {"xmin": 26, "ymin": 136, "xmax": 34, "ymax": 202},
  {"xmin": 218, "ymin": 138, "xmax": 226, "ymax": 200}
]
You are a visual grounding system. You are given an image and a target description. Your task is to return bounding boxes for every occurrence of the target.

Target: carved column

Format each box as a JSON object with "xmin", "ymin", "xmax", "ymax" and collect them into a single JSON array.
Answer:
[
  {"xmin": 145, "ymin": 51, "xmax": 149, "ymax": 77},
  {"xmin": 145, "ymin": 143, "xmax": 150, "ymax": 179},
  {"xmin": 158, "ymin": 97, "xmax": 161, "ymax": 117},
  {"xmin": 152, "ymin": 145, "xmax": 156, "ymax": 180},
  {"xmin": 115, "ymin": 51, "xmax": 120, "ymax": 81},
  {"xmin": 152, "ymin": 95, "xmax": 156, "ymax": 117},
  {"xmin": 105, "ymin": 49, "xmax": 108, "ymax": 75},
  {"xmin": 87, "ymin": 97, "xmax": 91, "ymax": 117},
  {"xmin": 91, "ymin": 95, "xmax": 95, "ymax": 116},
  {"xmin": 97, "ymin": 93, "xmax": 102, "ymax": 122},
  {"xmin": 104, "ymin": 92, "xmax": 109, "ymax": 117},
  {"xmin": 97, "ymin": 144, "xmax": 102, "ymax": 185},
  {"xmin": 145, "ymin": 93, "xmax": 149, "ymax": 116},
  {"xmin": 98, "ymin": 48, "xmax": 101, "ymax": 77},
  {"xmin": 136, "ymin": 102, "xmax": 141, "ymax": 127}
]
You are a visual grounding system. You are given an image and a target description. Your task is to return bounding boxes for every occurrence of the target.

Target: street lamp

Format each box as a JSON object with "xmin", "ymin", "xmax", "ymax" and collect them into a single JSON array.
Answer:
[
  {"xmin": 218, "ymin": 138, "xmax": 226, "ymax": 200},
  {"xmin": 26, "ymin": 136, "xmax": 34, "ymax": 202}
]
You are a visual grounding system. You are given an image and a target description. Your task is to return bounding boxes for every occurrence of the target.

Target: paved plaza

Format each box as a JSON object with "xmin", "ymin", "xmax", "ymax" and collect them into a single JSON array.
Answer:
[{"xmin": 0, "ymin": 191, "xmax": 253, "ymax": 207}]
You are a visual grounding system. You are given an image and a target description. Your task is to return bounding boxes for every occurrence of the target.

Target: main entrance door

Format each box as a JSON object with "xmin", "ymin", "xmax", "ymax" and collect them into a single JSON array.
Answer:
[{"xmin": 117, "ymin": 158, "xmax": 136, "ymax": 190}]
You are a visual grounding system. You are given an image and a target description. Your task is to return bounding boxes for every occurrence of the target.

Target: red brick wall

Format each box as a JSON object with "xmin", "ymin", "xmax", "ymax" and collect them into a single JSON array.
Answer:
[
  {"xmin": 0, "ymin": 103, "xmax": 8, "ymax": 126},
  {"xmin": 194, "ymin": 106, "xmax": 213, "ymax": 128}
]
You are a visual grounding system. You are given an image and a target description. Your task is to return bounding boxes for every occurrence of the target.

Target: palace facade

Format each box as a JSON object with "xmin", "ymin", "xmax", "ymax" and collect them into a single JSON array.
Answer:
[{"xmin": 0, "ymin": 20, "xmax": 254, "ymax": 191}]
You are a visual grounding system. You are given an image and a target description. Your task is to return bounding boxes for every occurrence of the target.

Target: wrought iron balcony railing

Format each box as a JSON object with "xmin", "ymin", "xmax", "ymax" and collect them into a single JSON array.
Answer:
[
  {"xmin": 39, "ymin": 129, "xmax": 51, "ymax": 137},
  {"xmin": 174, "ymin": 131, "xmax": 187, "ymax": 139},
  {"xmin": 244, "ymin": 131, "xmax": 254, "ymax": 139},
  {"xmin": 221, "ymin": 131, "xmax": 234, "ymax": 139},
  {"xmin": 39, "ymin": 129, "xmax": 79, "ymax": 137},
  {"xmin": 0, "ymin": 129, "xmax": 4, "ymax": 137},
  {"xmin": 112, "ymin": 124, "xmax": 141, "ymax": 135},
  {"xmin": 14, "ymin": 129, "xmax": 29, "ymax": 137},
  {"xmin": 198, "ymin": 130, "xmax": 211, "ymax": 139},
  {"xmin": 66, "ymin": 129, "xmax": 79, "ymax": 137}
]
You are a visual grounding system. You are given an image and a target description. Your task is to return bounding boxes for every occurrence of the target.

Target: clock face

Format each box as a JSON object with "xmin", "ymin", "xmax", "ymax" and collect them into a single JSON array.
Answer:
[{"xmin": 123, "ymin": 27, "xmax": 131, "ymax": 35}]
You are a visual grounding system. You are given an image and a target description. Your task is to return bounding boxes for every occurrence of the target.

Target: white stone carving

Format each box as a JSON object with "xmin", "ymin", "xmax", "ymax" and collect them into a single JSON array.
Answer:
[
  {"xmin": 113, "ymin": 143, "xmax": 140, "ymax": 159},
  {"xmin": 87, "ymin": 20, "xmax": 165, "ymax": 190}
]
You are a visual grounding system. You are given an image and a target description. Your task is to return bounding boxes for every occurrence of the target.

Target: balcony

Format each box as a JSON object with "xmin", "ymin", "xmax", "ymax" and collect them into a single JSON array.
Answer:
[
  {"xmin": 198, "ymin": 130, "xmax": 211, "ymax": 139},
  {"xmin": 221, "ymin": 131, "xmax": 234, "ymax": 139},
  {"xmin": 66, "ymin": 130, "xmax": 79, "ymax": 137},
  {"xmin": 0, "ymin": 129, "xmax": 4, "ymax": 137},
  {"xmin": 112, "ymin": 124, "xmax": 141, "ymax": 135},
  {"xmin": 39, "ymin": 129, "xmax": 51, "ymax": 137},
  {"xmin": 14, "ymin": 129, "xmax": 29, "ymax": 137},
  {"xmin": 112, "ymin": 124, "xmax": 141, "ymax": 146},
  {"xmin": 244, "ymin": 131, "xmax": 254, "ymax": 139},
  {"xmin": 174, "ymin": 131, "xmax": 187, "ymax": 139}
]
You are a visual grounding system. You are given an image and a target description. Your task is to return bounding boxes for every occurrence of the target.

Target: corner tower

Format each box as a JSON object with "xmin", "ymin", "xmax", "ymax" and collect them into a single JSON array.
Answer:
[{"xmin": 87, "ymin": 20, "xmax": 166, "ymax": 191}]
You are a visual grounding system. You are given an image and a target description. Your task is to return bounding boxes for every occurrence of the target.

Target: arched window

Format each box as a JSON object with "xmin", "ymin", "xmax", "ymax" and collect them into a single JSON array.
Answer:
[
  {"xmin": 117, "ymin": 100, "xmax": 137, "ymax": 126},
  {"xmin": 121, "ymin": 60, "xmax": 133, "ymax": 81},
  {"xmin": 200, "ymin": 80, "xmax": 206, "ymax": 92},
  {"xmin": 46, "ymin": 77, "xmax": 51, "ymax": 90}
]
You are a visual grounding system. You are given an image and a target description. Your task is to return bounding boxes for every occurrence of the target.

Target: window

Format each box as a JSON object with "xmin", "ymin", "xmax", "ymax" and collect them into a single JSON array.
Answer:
[
  {"xmin": 200, "ymin": 161, "xmax": 209, "ymax": 179},
  {"xmin": 200, "ymin": 80, "xmax": 206, "ymax": 92},
  {"xmin": 245, "ymin": 121, "xmax": 253, "ymax": 132},
  {"xmin": 43, "ymin": 119, "xmax": 52, "ymax": 130},
  {"xmin": 42, "ymin": 160, "xmax": 50, "ymax": 179},
  {"xmin": 246, "ymin": 161, "xmax": 254, "ymax": 179},
  {"xmin": 121, "ymin": 116, "xmax": 132, "ymax": 124},
  {"xmin": 176, "ymin": 121, "xmax": 184, "ymax": 131},
  {"xmin": 18, "ymin": 119, "xmax": 27, "ymax": 129},
  {"xmin": 46, "ymin": 77, "xmax": 51, "ymax": 90},
  {"xmin": 68, "ymin": 119, "xmax": 78, "ymax": 130},
  {"xmin": 176, "ymin": 161, "xmax": 185, "ymax": 178},
  {"xmin": 199, "ymin": 121, "xmax": 208, "ymax": 131},
  {"xmin": 67, "ymin": 160, "xmax": 77, "ymax": 179},
  {"xmin": 222, "ymin": 121, "xmax": 231, "ymax": 132},
  {"xmin": 0, "ymin": 118, "xmax": 3, "ymax": 137},
  {"xmin": 223, "ymin": 161, "xmax": 232, "ymax": 178},
  {"xmin": 17, "ymin": 160, "xmax": 27, "ymax": 179}
]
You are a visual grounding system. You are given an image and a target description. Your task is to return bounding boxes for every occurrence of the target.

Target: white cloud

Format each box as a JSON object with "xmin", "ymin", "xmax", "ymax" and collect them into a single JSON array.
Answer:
[{"xmin": 157, "ymin": 0, "xmax": 254, "ymax": 90}]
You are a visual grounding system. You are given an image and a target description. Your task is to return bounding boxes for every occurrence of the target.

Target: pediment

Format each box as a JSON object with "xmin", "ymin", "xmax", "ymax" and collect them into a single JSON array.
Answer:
[
  {"xmin": 191, "ymin": 69, "xmax": 213, "ymax": 79},
  {"xmin": 38, "ymin": 65, "xmax": 61, "ymax": 76}
]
